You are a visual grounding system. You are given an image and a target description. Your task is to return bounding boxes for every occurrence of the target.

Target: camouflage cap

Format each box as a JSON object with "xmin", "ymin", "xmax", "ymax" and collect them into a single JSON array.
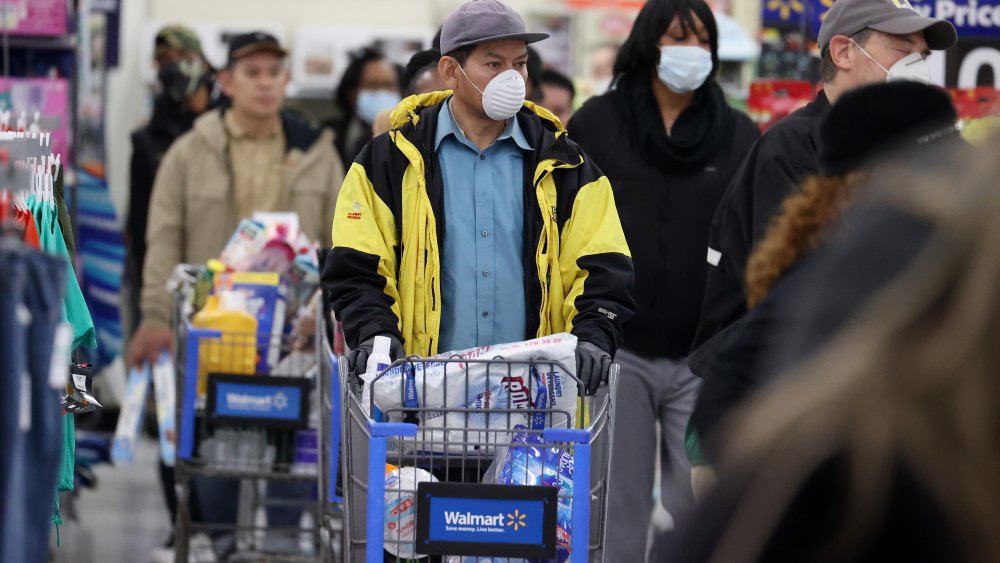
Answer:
[{"xmin": 155, "ymin": 25, "xmax": 203, "ymax": 55}]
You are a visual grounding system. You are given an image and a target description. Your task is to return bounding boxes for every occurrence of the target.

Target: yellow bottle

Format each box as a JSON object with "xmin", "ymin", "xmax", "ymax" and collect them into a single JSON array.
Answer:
[{"xmin": 191, "ymin": 291, "xmax": 258, "ymax": 398}]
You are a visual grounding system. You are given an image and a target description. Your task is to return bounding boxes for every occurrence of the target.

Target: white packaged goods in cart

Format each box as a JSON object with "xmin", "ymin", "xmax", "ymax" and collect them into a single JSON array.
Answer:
[
  {"xmin": 384, "ymin": 467, "xmax": 439, "ymax": 559},
  {"xmin": 368, "ymin": 334, "xmax": 578, "ymax": 453}
]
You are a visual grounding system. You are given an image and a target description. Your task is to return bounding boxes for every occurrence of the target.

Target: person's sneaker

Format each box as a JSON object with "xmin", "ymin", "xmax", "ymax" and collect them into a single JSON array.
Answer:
[
  {"xmin": 149, "ymin": 546, "xmax": 174, "ymax": 563},
  {"xmin": 188, "ymin": 532, "xmax": 218, "ymax": 563}
]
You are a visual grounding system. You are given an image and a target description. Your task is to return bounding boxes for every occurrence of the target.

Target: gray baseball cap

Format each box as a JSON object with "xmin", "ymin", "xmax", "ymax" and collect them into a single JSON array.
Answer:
[
  {"xmin": 818, "ymin": 0, "xmax": 957, "ymax": 51},
  {"xmin": 439, "ymin": 0, "xmax": 549, "ymax": 56}
]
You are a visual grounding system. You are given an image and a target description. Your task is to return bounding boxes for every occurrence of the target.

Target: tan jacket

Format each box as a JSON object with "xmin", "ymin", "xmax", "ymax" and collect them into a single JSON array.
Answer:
[{"xmin": 141, "ymin": 109, "xmax": 344, "ymax": 327}]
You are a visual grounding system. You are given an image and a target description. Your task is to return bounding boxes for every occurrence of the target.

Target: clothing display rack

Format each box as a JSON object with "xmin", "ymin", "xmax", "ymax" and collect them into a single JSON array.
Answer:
[
  {"xmin": 0, "ymin": 118, "xmax": 96, "ymax": 563},
  {"xmin": 1, "ymin": 0, "xmax": 82, "ymax": 229}
]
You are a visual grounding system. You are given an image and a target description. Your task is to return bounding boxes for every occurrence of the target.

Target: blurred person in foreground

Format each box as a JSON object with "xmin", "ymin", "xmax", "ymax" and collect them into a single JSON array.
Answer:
[
  {"xmin": 690, "ymin": 0, "xmax": 957, "ymax": 363},
  {"xmin": 126, "ymin": 25, "xmax": 215, "ymax": 332},
  {"xmin": 328, "ymin": 46, "xmax": 402, "ymax": 164},
  {"xmin": 677, "ymin": 136, "xmax": 999, "ymax": 563},
  {"xmin": 568, "ymin": 0, "xmax": 759, "ymax": 557},
  {"xmin": 539, "ymin": 68, "xmax": 575, "ymax": 125},
  {"xmin": 323, "ymin": 0, "xmax": 635, "ymax": 396},
  {"xmin": 692, "ymin": 81, "xmax": 964, "ymax": 459},
  {"xmin": 372, "ymin": 48, "xmax": 447, "ymax": 136}
]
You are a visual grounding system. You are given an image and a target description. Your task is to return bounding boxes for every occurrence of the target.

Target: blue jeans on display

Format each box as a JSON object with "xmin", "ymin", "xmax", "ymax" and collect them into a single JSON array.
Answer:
[
  {"xmin": 23, "ymin": 251, "xmax": 68, "ymax": 562},
  {"xmin": 0, "ymin": 244, "xmax": 66, "ymax": 563},
  {"xmin": 0, "ymin": 245, "xmax": 29, "ymax": 563}
]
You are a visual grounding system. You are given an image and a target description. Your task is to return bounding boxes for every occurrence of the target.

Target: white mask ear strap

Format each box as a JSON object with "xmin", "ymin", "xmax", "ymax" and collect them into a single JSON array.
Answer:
[
  {"xmin": 456, "ymin": 64, "xmax": 486, "ymax": 97},
  {"xmin": 850, "ymin": 38, "xmax": 889, "ymax": 75}
]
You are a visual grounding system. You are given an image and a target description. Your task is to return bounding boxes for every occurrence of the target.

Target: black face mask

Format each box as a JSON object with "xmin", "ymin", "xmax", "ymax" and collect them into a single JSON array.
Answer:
[{"xmin": 157, "ymin": 58, "xmax": 210, "ymax": 104}]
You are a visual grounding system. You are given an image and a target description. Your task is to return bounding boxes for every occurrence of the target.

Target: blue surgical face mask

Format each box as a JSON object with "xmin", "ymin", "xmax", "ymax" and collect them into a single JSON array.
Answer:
[
  {"xmin": 657, "ymin": 45, "xmax": 713, "ymax": 94},
  {"xmin": 355, "ymin": 89, "xmax": 402, "ymax": 124}
]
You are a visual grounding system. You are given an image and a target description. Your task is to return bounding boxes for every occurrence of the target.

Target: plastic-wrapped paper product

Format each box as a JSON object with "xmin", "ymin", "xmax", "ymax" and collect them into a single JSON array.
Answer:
[
  {"xmin": 384, "ymin": 467, "xmax": 439, "ymax": 559},
  {"xmin": 493, "ymin": 376, "xmax": 574, "ymax": 562},
  {"xmin": 496, "ymin": 426, "xmax": 574, "ymax": 563},
  {"xmin": 369, "ymin": 334, "xmax": 579, "ymax": 453}
]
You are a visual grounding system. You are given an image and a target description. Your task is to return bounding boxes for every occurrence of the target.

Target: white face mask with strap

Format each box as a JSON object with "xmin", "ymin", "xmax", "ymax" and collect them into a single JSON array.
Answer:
[
  {"xmin": 851, "ymin": 39, "xmax": 931, "ymax": 84},
  {"xmin": 458, "ymin": 65, "xmax": 526, "ymax": 121}
]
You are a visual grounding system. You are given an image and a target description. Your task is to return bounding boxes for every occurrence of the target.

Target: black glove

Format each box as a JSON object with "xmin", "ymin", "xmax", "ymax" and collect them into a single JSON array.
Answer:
[
  {"xmin": 348, "ymin": 334, "xmax": 404, "ymax": 379},
  {"xmin": 576, "ymin": 341, "xmax": 611, "ymax": 396}
]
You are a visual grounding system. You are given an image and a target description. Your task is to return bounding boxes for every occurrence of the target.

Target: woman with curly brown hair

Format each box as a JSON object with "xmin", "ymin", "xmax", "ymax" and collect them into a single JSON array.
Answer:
[{"xmin": 689, "ymin": 81, "xmax": 964, "ymax": 458}]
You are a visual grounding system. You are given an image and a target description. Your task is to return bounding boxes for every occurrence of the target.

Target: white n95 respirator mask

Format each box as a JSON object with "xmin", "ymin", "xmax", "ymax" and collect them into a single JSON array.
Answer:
[
  {"xmin": 657, "ymin": 45, "xmax": 713, "ymax": 94},
  {"xmin": 460, "ymin": 66, "xmax": 526, "ymax": 121},
  {"xmin": 852, "ymin": 40, "xmax": 931, "ymax": 84}
]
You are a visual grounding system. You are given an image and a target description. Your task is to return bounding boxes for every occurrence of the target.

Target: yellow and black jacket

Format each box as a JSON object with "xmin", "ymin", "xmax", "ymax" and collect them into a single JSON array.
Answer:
[{"xmin": 322, "ymin": 91, "xmax": 635, "ymax": 357}]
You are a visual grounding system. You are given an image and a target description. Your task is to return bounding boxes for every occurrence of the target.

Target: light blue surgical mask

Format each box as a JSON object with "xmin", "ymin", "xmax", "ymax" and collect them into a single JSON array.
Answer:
[
  {"xmin": 356, "ymin": 89, "xmax": 402, "ymax": 124},
  {"xmin": 657, "ymin": 45, "xmax": 713, "ymax": 94}
]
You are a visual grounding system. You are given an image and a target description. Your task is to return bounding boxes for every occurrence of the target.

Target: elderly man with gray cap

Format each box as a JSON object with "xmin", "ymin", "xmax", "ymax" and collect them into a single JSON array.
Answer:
[
  {"xmin": 323, "ymin": 0, "xmax": 635, "ymax": 396},
  {"xmin": 690, "ymin": 0, "xmax": 957, "ymax": 373}
]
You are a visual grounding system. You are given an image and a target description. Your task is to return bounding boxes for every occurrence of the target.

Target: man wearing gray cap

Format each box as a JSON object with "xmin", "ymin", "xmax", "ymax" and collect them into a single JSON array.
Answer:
[
  {"xmin": 691, "ymin": 0, "xmax": 956, "ymax": 369},
  {"xmin": 323, "ymin": 0, "xmax": 635, "ymax": 396}
]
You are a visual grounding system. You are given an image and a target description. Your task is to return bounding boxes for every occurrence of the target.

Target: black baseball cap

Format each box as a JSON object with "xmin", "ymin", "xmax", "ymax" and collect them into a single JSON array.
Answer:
[{"xmin": 226, "ymin": 31, "xmax": 288, "ymax": 67}]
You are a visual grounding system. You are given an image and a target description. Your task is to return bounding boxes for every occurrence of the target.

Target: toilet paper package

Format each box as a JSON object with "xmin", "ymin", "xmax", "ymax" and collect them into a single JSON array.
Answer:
[
  {"xmin": 384, "ymin": 467, "xmax": 438, "ymax": 559},
  {"xmin": 369, "ymin": 334, "xmax": 579, "ymax": 453}
]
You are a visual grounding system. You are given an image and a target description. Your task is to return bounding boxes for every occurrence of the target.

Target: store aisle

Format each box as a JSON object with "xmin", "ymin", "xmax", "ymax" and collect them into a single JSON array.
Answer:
[{"xmin": 52, "ymin": 438, "xmax": 171, "ymax": 563}]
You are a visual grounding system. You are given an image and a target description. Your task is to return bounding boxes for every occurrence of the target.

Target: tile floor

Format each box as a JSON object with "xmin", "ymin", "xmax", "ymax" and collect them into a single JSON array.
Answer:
[{"xmin": 51, "ymin": 438, "xmax": 171, "ymax": 563}]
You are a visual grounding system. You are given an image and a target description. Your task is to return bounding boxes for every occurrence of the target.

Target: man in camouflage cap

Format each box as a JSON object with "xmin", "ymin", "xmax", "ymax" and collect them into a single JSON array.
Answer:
[{"xmin": 154, "ymin": 24, "xmax": 203, "ymax": 69}]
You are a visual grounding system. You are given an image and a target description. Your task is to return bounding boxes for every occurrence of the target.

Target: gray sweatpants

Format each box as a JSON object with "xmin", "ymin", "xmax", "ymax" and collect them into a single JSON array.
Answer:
[{"xmin": 605, "ymin": 349, "xmax": 701, "ymax": 562}]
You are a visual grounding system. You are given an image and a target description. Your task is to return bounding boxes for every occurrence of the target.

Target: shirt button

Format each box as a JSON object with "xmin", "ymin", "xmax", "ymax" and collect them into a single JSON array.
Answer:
[
  {"xmin": 482, "ymin": 311, "xmax": 489, "ymax": 318},
  {"xmin": 481, "ymin": 230, "xmax": 489, "ymax": 237},
  {"xmin": 479, "ymin": 155, "xmax": 486, "ymax": 161},
  {"xmin": 482, "ymin": 270, "xmax": 490, "ymax": 277}
]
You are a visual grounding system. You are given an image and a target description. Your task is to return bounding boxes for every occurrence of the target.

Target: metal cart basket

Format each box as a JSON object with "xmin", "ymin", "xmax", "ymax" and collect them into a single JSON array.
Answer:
[
  {"xmin": 334, "ymin": 347, "xmax": 618, "ymax": 563},
  {"xmin": 169, "ymin": 266, "xmax": 322, "ymax": 562}
]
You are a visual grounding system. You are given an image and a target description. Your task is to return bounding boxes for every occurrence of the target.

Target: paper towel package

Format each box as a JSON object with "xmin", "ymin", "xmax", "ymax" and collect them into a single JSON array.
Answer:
[{"xmin": 368, "ymin": 334, "xmax": 579, "ymax": 453}]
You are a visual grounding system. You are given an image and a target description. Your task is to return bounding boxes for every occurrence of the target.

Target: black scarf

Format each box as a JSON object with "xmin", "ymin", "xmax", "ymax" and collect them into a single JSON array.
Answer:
[{"xmin": 618, "ymin": 73, "xmax": 733, "ymax": 174}]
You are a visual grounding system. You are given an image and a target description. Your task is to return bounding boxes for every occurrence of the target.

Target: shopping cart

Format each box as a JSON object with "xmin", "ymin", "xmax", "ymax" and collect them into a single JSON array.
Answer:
[
  {"xmin": 169, "ymin": 266, "xmax": 323, "ymax": 563},
  {"xmin": 317, "ymin": 312, "xmax": 345, "ymax": 562},
  {"xmin": 336, "ymin": 348, "xmax": 618, "ymax": 562}
]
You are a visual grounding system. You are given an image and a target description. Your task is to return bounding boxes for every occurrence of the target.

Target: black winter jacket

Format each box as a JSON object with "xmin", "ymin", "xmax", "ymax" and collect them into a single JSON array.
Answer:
[
  {"xmin": 690, "ymin": 91, "xmax": 830, "ymax": 357},
  {"xmin": 569, "ymin": 88, "xmax": 759, "ymax": 358}
]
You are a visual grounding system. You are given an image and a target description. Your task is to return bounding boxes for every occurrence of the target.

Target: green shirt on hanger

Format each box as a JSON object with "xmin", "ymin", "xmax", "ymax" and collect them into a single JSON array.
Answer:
[{"xmin": 30, "ymin": 195, "xmax": 96, "ymax": 350}]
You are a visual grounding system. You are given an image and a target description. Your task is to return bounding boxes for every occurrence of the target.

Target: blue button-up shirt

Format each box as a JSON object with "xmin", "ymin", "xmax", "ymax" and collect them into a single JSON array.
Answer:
[{"xmin": 435, "ymin": 98, "xmax": 531, "ymax": 352}]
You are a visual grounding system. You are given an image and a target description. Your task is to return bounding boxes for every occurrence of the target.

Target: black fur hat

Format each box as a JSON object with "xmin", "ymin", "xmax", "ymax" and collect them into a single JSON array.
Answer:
[{"xmin": 818, "ymin": 82, "xmax": 959, "ymax": 176}]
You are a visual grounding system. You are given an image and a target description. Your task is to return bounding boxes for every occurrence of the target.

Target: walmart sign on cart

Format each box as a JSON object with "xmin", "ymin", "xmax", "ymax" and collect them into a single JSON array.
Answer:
[{"xmin": 416, "ymin": 483, "xmax": 558, "ymax": 559}]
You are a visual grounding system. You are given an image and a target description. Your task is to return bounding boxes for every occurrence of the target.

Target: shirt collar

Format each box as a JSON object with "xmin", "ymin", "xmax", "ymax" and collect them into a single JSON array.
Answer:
[{"xmin": 435, "ymin": 97, "xmax": 532, "ymax": 152}]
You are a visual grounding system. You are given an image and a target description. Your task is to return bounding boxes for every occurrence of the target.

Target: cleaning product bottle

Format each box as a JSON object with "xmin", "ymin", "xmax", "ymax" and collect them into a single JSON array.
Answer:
[
  {"xmin": 191, "ymin": 290, "xmax": 258, "ymax": 398},
  {"xmin": 193, "ymin": 259, "xmax": 227, "ymax": 311},
  {"xmin": 362, "ymin": 336, "xmax": 393, "ymax": 422}
]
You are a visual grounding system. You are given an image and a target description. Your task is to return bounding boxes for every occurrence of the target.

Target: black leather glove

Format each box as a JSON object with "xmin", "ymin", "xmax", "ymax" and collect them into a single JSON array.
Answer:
[
  {"xmin": 576, "ymin": 341, "xmax": 611, "ymax": 396},
  {"xmin": 348, "ymin": 334, "xmax": 404, "ymax": 379}
]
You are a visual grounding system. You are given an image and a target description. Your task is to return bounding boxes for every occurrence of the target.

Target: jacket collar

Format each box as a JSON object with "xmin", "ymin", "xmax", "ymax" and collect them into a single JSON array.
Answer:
[
  {"xmin": 194, "ymin": 108, "xmax": 323, "ymax": 155},
  {"xmin": 391, "ymin": 90, "xmax": 580, "ymax": 169},
  {"xmin": 433, "ymin": 97, "xmax": 533, "ymax": 152}
]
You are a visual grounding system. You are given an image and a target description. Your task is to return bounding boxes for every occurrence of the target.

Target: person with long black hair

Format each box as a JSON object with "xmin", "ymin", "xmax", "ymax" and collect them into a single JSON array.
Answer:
[{"xmin": 567, "ymin": 1, "xmax": 758, "ymax": 558}]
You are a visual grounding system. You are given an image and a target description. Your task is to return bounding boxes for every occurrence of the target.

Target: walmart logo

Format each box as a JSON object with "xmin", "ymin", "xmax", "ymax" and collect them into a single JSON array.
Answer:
[{"xmin": 506, "ymin": 509, "xmax": 527, "ymax": 531}]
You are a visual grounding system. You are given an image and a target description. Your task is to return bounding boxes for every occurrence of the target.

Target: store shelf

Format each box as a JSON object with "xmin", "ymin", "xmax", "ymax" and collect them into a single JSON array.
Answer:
[{"xmin": 0, "ymin": 34, "xmax": 78, "ymax": 51}]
